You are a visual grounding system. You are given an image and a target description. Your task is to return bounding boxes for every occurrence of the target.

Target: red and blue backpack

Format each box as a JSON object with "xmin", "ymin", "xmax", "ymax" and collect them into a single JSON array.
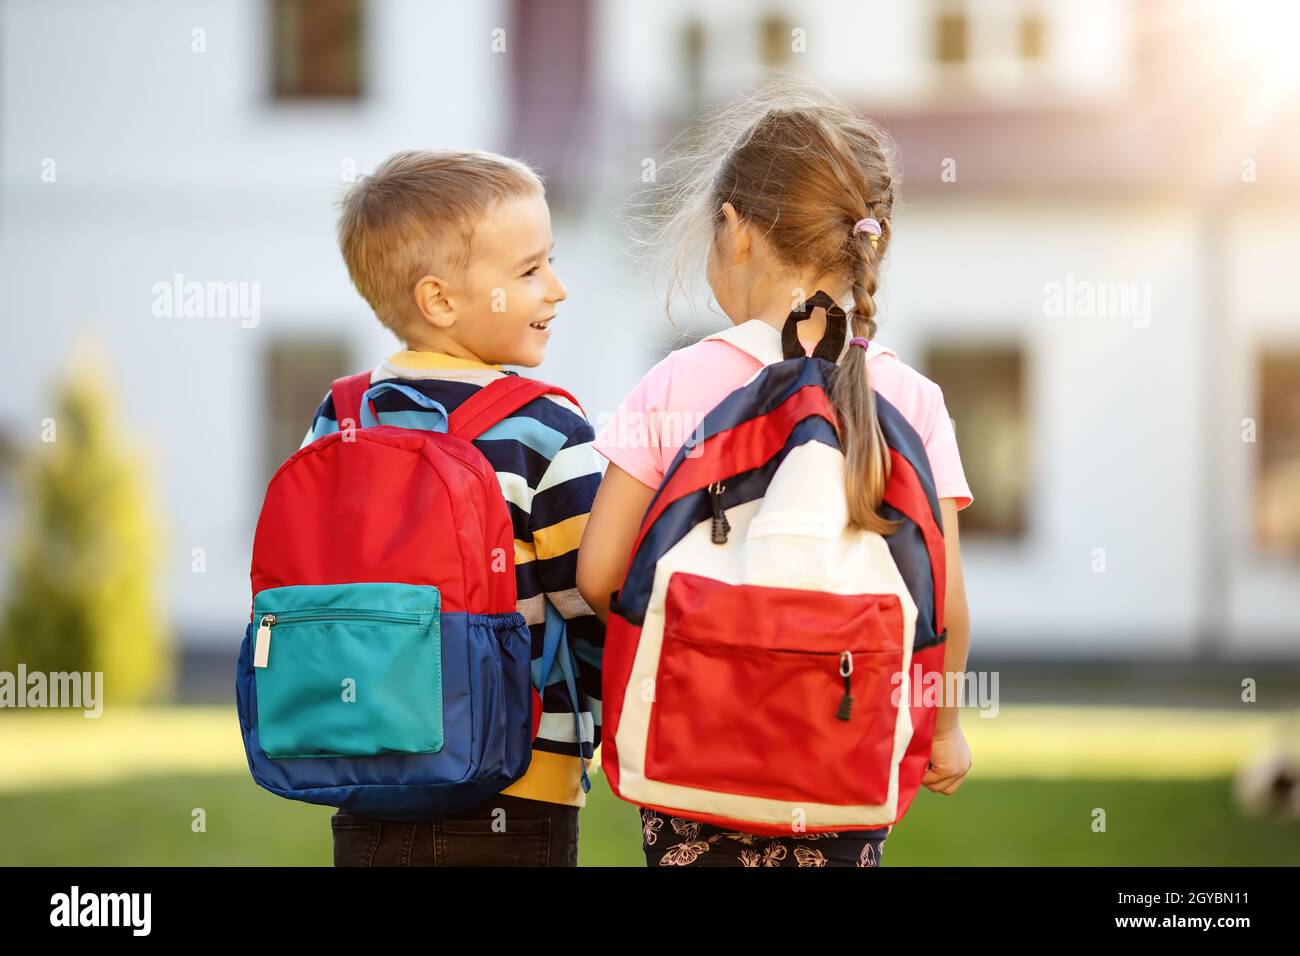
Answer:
[
  {"xmin": 236, "ymin": 371, "xmax": 584, "ymax": 819},
  {"xmin": 601, "ymin": 293, "xmax": 948, "ymax": 835}
]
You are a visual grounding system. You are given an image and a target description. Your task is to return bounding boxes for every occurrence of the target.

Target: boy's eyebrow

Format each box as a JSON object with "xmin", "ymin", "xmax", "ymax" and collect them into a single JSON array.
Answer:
[{"xmin": 512, "ymin": 243, "xmax": 554, "ymax": 271}]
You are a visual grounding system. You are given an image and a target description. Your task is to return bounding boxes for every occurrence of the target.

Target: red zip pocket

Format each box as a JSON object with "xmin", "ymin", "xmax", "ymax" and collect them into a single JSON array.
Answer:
[{"xmin": 645, "ymin": 572, "xmax": 906, "ymax": 807}]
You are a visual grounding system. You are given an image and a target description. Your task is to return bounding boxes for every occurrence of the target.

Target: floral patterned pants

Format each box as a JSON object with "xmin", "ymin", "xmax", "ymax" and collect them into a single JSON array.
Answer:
[{"xmin": 639, "ymin": 807, "xmax": 889, "ymax": 867}]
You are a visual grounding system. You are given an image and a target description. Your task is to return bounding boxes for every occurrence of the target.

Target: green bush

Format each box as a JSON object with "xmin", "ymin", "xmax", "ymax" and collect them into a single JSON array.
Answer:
[{"xmin": 0, "ymin": 348, "xmax": 172, "ymax": 704}]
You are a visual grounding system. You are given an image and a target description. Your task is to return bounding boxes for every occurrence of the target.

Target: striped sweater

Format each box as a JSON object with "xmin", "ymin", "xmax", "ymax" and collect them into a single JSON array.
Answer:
[{"xmin": 301, "ymin": 349, "xmax": 605, "ymax": 808}]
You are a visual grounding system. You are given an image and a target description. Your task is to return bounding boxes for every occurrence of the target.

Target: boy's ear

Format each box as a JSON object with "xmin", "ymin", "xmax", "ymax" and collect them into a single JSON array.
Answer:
[{"xmin": 413, "ymin": 275, "xmax": 456, "ymax": 330}]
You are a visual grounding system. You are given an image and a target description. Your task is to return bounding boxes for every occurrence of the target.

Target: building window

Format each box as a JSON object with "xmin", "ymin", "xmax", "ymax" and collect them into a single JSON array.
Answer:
[
  {"xmin": 263, "ymin": 337, "xmax": 353, "ymax": 483},
  {"xmin": 925, "ymin": 343, "xmax": 1028, "ymax": 538},
  {"xmin": 271, "ymin": 0, "xmax": 365, "ymax": 100},
  {"xmin": 1256, "ymin": 349, "xmax": 1300, "ymax": 554},
  {"xmin": 681, "ymin": 18, "xmax": 706, "ymax": 117},
  {"xmin": 506, "ymin": 0, "xmax": 592, "ymax": 204},
  {"xmin": 1018, "ymin": 11, "xmax": 1046, "ymax": 60},
  {"xmin": 759, "ymin": 13, "xmax": 794, "ymax": 68},
  {"xmin": 934, "ymin": 11, "xmax": 970, "ymax": 64}
]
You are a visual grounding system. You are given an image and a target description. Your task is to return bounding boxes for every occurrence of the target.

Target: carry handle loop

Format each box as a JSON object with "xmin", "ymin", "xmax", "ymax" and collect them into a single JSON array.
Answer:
[
  {"xmin": 781, "ymin": 290, "xmax": 848, "ymax": 362},
  {"xmin": 333, "ymin": 372, "xmax": 584, "ymax": 442},
  {"xmin": 357, "ymin": 382, "xmax": 449, "ymax": 432}
]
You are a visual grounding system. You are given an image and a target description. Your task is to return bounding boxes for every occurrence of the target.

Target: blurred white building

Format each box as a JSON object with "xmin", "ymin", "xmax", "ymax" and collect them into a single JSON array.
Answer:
[{"xmin": 1, "ymin": 0, "xmax": 1296, "ymax": 661}]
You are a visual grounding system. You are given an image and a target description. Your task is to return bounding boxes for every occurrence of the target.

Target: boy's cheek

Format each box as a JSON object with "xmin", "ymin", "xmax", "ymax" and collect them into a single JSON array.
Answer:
[{"xmin": 517, "ymin": 324, "xmax": 549, "ymax": 366}]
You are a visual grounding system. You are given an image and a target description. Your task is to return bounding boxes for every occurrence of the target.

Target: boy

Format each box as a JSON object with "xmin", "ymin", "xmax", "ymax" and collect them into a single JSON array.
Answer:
[{"xmin": 302, "ymin": 150, "xmax": 604, "ymax": 866}]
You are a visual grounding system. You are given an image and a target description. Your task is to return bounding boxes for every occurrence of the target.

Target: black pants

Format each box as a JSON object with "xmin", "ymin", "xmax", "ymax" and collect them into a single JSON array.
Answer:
[
  {"xmin": 331, "ymin": 794, "xmax": 579, "ymax": 867},
  {"xmin": 639, "ymin": 807, "xmax": 888, "ymax": 867}
]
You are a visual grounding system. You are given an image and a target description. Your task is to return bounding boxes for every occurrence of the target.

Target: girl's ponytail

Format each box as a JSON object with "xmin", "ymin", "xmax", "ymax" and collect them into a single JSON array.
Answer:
[{"xmin": 831, "ymin": 212, "xmax": 903, "ymax": 535}]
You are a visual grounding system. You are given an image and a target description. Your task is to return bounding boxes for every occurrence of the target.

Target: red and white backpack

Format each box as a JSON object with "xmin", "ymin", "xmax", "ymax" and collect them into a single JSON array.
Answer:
[{"xmin": 601, "ymin": 294, "xmax": 948, "ymax": 835}]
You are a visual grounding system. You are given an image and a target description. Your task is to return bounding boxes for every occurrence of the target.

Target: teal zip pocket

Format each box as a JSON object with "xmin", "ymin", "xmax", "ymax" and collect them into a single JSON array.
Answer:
[{"xmin": 252, "ymin": 582, "xmax": 443, "ymax": 759}]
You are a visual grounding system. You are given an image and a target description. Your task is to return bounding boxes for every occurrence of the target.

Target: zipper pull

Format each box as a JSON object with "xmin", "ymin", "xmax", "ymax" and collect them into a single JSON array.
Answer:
[
  {"xmin": 836, "ymin": 650, "xmax": 854, "ymax": 721},
  {"xmin": 254, "ymin": 614, "xmax": 276, "ymax": 668},
  {"xmin": 709, "ymin": 482, "xmax": 730, "ymax": 544}
]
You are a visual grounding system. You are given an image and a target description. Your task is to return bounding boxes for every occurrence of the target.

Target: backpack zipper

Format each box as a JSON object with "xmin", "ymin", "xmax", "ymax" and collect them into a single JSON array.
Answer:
[
  {"xmin": 668, "ymin": 629, "xmax": 862, "ymax": 722},
  {"xmin": 836, "ymin": 649, "xmax": 855, "ymax": 721},
  {"xmin": 708, "ymin": 482, "xmax": 730, "ymax": 544},
  {"xmin": 253, "ymin": 608, "xmax": 429, "ymax": 669}
]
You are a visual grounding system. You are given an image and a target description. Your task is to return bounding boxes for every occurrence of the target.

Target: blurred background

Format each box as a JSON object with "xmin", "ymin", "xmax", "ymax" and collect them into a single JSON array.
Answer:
[{"xmin": 1, "ymin": 0, "xmax": 1298, "ymax": 865}]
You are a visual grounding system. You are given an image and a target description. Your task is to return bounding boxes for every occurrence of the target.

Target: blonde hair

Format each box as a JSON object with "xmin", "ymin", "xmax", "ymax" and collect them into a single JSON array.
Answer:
[
  {"xmin": 639, "ymin": 77, "xmax": 903, "ymax": 535},
  {"xmin": 337, "ymin": 149, "xmax": 544, "ymax": 336}
]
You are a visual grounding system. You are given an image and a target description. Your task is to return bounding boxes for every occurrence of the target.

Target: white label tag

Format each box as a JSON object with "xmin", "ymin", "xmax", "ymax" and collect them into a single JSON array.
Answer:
[{"xmin": 254, "ymin": 621, "xmax": 271, "ymax": 668}]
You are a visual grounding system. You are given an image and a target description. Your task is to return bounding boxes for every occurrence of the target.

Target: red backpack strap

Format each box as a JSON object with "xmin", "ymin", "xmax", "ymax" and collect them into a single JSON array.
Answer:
[
  {"xmin": 329, "ymin": 372, "xmax": 374, "ymax": 430},
  {"xmin": 448, "ymin": 376, "xmax": 584, "ymax": 442}
]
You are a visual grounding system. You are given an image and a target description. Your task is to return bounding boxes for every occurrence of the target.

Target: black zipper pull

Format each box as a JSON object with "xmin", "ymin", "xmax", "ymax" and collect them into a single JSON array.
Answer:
[
  {"xmin": 836, "ymin": 650, "xmax": 854, "ymax": 720},
  {"xmin": 708, "ymin": 482, "xmax": 730, "ymax": 544}
]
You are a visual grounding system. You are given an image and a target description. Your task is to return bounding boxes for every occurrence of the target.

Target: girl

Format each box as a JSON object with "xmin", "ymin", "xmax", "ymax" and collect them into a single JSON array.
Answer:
[{"xmin": 576, "ymin": 80, "xmax": 975, "ymax": 867}]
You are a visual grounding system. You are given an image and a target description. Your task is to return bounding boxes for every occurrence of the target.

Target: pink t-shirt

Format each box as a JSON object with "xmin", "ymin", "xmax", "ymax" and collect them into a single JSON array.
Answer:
[{"xmin": 592, "ymin": 322, "xmax": 973, "ymax": 510}]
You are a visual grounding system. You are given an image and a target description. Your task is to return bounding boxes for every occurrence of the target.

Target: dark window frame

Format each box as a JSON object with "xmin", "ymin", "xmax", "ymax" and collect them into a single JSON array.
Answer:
[
  {"xmin": 270, "ymin": 0, "xmax": 366, "ymax": 102},
  {"xmin": 924, "ymin": 338, "xmax": 1030, "ymax": 540},
  {"xmin": 1255, "ymin": 346, "xmax": 1300, "ymax": 556}
]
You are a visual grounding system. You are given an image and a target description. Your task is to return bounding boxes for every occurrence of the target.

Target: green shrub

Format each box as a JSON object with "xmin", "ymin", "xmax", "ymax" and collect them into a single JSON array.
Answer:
[{"xmin": 0, "ymin": 347, "xmax": 172, "ymax": 704}]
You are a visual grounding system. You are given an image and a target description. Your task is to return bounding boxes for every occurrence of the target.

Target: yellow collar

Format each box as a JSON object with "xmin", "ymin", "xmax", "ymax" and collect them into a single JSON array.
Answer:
[{"xmin": 386, "ymin": 350, "xmax": 504, "ymax": 372}]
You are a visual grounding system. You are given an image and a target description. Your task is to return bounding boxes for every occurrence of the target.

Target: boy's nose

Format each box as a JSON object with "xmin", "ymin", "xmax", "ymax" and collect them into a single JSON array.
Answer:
[{"xmin": 548, "ymin": 273, "xmax": 568, "ymax": 302}]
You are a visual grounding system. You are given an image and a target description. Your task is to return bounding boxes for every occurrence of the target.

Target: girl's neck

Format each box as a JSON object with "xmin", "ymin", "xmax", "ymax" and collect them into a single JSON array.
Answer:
[{"xmin": 746, "ymin": 275, "xmax": 850, "ymax": 344}]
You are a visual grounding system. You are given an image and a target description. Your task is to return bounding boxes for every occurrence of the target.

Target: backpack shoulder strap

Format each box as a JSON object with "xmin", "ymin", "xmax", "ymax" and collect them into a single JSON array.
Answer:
[
  {"xmin": 448, "ymin": 375, "xmax": 585, "ymax": 442},
  {"xmin": 329, "ymin": 371, "xmax": 373, "ymax": 430}
]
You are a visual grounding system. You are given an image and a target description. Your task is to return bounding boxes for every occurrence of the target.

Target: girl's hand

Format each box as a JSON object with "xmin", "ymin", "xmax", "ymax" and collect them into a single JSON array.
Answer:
[
  {"xmin": 921, "ymin": 722, "xmax": 972, "ymax": 795},
  {"xmin": 923, "ymin": 498, "xmax": 973, "ymax": 798},
  {"xmin": 576, "ymin": 463, "xmax": 657, "ymax": 623}
]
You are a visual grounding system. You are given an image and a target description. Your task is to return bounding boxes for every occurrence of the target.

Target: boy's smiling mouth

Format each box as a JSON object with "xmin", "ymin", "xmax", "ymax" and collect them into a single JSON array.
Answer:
[{"xmin": 529, "ymin": 316, "xmax": 554, "ymax": 331}]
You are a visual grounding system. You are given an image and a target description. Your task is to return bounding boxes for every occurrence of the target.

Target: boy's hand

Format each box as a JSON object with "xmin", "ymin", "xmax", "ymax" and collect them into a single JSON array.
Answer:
[{"xmin": 922, "ymin": 723, "xmax": 972, "ymax": 795}]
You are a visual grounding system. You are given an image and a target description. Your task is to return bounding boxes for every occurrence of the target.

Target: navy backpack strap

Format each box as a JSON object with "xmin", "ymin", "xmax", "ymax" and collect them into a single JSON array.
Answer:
[{"xmin": 539, "ymin": 600, "xmax": 592, "ymax": 793}]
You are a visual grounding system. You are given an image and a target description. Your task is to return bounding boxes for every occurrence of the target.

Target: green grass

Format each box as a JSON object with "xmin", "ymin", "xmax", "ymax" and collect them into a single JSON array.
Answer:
[
  {"xmin": 3, "ymin": 705, "xmax": 1296, "ymax": 865},
  {"xmin": 1, "ymin": 772, "xmax": 1297, "ymax": 866},
  {"xmin": 885, "ymin": 777, "xmax": 1300, "ymax": 866}
]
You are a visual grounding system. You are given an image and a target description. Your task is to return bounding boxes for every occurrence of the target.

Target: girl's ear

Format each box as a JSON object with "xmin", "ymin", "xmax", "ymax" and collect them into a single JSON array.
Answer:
[{"xmin": 719, "ymin": 201, "xmax": 751, "ymax": 264}]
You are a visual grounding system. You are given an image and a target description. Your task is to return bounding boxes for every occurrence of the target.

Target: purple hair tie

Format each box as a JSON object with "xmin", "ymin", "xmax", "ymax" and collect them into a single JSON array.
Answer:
[
  {"xmin": 852, "ymin": 217, "xmax": 881, "ymax": 236},
  {"xmin": 849, "ymin": 336, "xmax": 871, "ymax": 351}
]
